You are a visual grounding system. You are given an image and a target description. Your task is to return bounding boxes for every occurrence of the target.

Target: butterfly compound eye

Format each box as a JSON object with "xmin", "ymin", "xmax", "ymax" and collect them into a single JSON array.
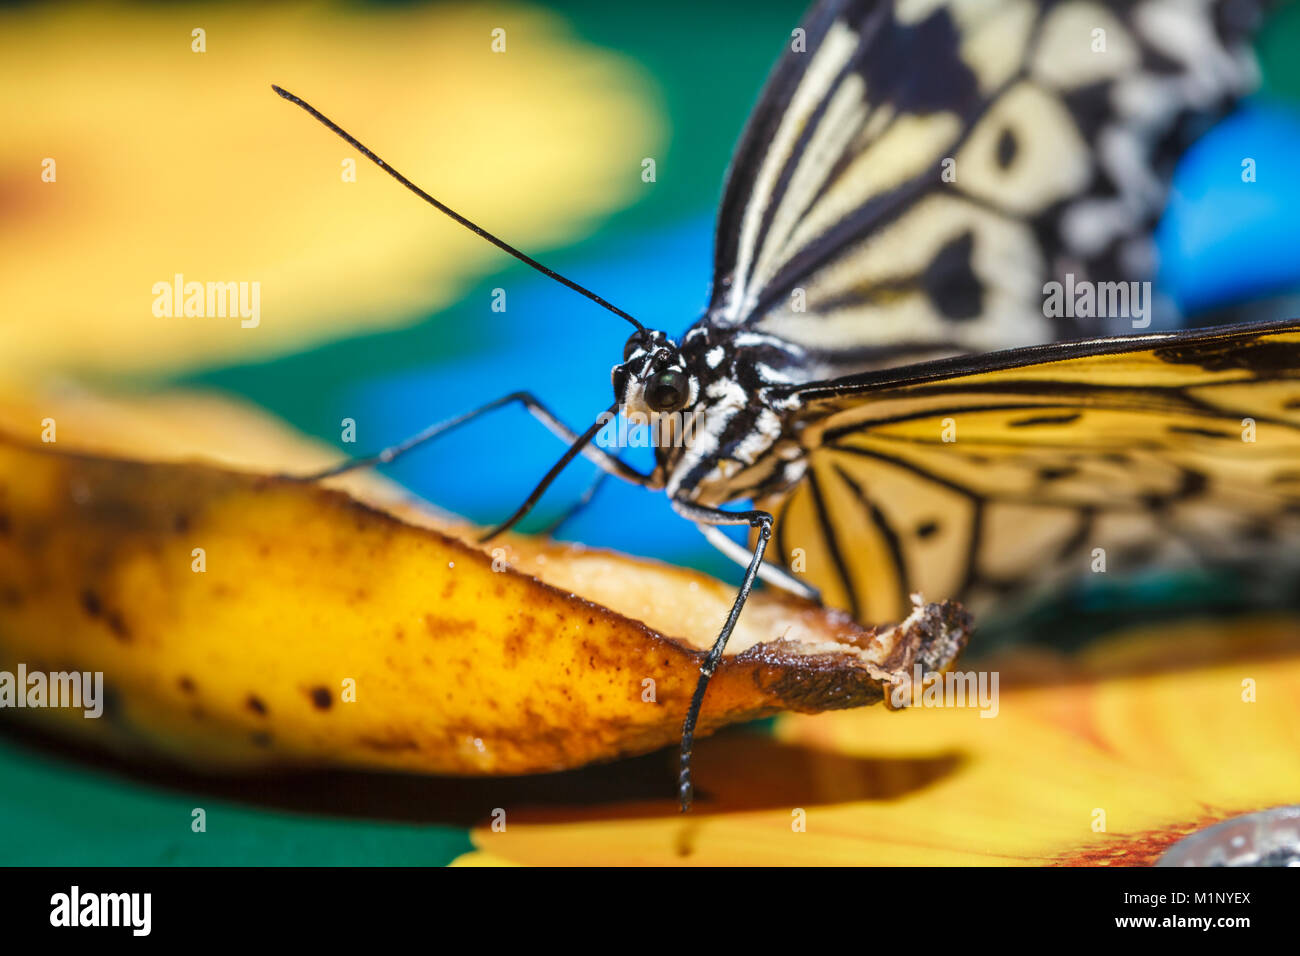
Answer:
[{"xmin": 646, "ymin": 370, "xmax": 688, "ymax": 412}]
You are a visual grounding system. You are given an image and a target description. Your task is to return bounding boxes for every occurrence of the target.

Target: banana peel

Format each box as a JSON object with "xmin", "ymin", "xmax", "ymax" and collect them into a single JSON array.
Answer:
[{"xmin": 0, "ymin": 390, "xmax": 970, "ymax": 777}]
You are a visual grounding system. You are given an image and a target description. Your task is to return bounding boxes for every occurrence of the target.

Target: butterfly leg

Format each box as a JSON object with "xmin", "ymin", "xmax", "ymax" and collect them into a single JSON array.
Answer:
[
  {"xmin": 669, "ymin": 500, "xmax": 774, "ymax": 811},
  {"xmin": 298, "ymin": 391, "xmax": 647, "ymax": 485},
  {"xmin": 536, "ymin": 472, "xmax": 609, "ymax": 537},
  {"xmin": 696, "ymin": 522, "xmax": 819, "ymax": 602}
]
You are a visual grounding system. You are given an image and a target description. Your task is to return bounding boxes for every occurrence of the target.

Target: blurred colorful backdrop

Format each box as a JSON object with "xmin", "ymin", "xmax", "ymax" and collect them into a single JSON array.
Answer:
[{"xmin": 4, "ymin": 0, "xmax": 1300, "ymax": 866}]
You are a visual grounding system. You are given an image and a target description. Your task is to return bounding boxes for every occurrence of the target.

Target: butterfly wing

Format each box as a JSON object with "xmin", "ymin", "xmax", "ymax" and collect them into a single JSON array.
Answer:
[
  {"xmin": 756, "ymin": 320, "xmax": 1300, "ymax": 623},
  {"xmin": 708, "ymin": 0, "xmax": 1264, "ymax": 373}
]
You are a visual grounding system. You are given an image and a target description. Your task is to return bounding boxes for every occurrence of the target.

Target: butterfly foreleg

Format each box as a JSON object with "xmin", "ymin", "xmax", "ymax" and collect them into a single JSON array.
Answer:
[
  {"xmin": 298, "ymin": 391, "xmax": 648, "ymax": 485},
  {"xmin": 669, "ymin": 499, "xmax": 774, "ymax": 812},
  {"xmin": 477, "ymin": 400, "xmax": 666, "ymax": 543}
]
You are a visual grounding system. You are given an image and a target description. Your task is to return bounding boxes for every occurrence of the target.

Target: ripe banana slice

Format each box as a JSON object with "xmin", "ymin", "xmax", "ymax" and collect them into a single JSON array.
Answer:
[{"xmin": 0, "ymin": 391, "xmax": 969, "ymax": 776}]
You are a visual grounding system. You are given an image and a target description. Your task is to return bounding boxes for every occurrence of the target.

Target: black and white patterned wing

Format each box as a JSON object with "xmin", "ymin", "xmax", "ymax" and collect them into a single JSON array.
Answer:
[
  {"xmin": 757, "ymin": 320, "xmax": 1300, "ymax": 624},
  {"xmin": 707, "ymin": 0, "xmax": 1265, "ymax": 373}
]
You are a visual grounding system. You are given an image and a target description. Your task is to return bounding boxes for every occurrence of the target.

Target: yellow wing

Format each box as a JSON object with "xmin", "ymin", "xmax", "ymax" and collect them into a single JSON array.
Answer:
[{"xmin": 760, "ymin": 321, "xmax": 1300, "ymax": 623}]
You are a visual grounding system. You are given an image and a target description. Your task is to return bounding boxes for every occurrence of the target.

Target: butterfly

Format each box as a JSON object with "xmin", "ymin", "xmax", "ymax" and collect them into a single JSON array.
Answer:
[{"xmin": 274, "ymin": 0, "xmax": 1299, "ymax": 810}]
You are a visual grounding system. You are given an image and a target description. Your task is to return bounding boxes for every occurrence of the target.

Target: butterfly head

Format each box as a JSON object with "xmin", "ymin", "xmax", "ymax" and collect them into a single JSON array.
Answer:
[{"xmin": 612, "ymin": 329, "xmax": 698, "ymax": 418}]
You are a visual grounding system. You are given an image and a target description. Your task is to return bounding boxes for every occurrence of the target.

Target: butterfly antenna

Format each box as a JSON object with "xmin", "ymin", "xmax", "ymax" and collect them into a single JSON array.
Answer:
[{"xmin": 272, "ymin": 85, "xmax": 646, "ymax": 335}]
